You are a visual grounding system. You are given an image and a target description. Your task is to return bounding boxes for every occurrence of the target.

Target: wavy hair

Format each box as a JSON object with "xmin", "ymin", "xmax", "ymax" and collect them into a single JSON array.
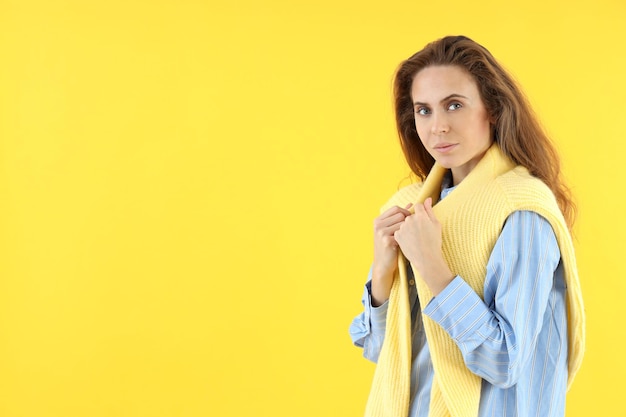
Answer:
[{"xmin": 393, "ymin": 35, "xmax": 576, "ymax": 227}]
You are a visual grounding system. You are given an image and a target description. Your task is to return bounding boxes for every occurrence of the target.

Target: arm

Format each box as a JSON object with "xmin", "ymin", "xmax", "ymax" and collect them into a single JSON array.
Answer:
[
  {"xmin": 350, "ymin": 203, "xmax": 415, "ymax": 362},
  {"xmin": 423, "ymin": 211, "xmax": 563, "ymax": 388}
]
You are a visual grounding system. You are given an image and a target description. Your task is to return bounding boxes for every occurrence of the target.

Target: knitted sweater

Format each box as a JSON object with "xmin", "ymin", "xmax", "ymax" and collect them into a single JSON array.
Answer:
[{"xmin": 364, "ymin": 144, "xmax": 585, "ymax": 417}]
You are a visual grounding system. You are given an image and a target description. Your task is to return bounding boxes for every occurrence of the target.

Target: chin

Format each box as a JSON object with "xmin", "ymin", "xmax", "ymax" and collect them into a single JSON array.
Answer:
[{"xmin": 434, "ymin": 158, "xmax": 458, "ymax": 169}]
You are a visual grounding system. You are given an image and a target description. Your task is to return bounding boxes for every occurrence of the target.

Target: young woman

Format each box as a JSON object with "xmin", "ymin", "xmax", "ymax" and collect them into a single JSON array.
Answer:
[{"xmin": 349, "ymin": 36, "xmax": 585, "ymax": 417}]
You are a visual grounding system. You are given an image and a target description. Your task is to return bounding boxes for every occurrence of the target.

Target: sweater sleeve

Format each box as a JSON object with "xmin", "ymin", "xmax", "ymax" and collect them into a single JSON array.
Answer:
[{"xmin": 423, "ymin": 210, "xmax": 564, "ymax": 388}]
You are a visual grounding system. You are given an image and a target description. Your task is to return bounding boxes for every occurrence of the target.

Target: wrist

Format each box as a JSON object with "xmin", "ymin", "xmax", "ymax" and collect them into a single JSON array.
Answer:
[
  {"xmin": 371, "ymin": 262, "xmax": 395, "ymax": 284},
  {"xmin": 429, "ymin": 273, "xmax": 455, "ymax": 296},
  {"xmin": 371, "ymin": 267, "xmax": 395, "ymax": 307},
  {"xmin": 419, "ymin": 258, "xmax": 454, "ymax": 296}
]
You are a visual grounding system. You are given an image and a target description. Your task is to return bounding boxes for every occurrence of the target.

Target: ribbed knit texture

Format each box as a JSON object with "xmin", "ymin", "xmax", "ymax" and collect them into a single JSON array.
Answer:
[{"xmin": 364, "ymin": 144, "xmax": 585, "ymax": 417}]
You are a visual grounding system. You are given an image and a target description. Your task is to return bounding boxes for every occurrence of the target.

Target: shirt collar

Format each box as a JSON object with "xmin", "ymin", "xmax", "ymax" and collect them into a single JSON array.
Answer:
[{"xmin": 440, "ymin": 170, "xmax": 457, "ymax": 200}]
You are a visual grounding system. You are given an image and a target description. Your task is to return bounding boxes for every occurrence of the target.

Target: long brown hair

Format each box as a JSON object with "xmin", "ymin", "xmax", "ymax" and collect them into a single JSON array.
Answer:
[{"xmin": 394, "ymin": 35, "xmax": 576, "ymax": 227}]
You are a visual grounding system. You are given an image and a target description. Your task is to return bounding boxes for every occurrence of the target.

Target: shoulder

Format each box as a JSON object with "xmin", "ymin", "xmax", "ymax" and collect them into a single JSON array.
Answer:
[
  {"xmin": 503, "ymin": 210, "xmax": 559, "ymax": 246},
  {"xmin": 496, "ymin": 167, "xmax": 559, "ymax": 212},
  {"xmin": 495, "ymin": 166, "xmax": 570, "ymax": 237},
  {"xmin": 379, "ymin": 182, "xmax": 424, "ymax": 213}
]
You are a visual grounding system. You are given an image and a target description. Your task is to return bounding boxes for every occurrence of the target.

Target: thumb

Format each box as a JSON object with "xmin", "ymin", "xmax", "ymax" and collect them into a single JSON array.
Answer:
[{"xmin": 423, "ymin": 197, "xmax": 438, "ymax": 221}]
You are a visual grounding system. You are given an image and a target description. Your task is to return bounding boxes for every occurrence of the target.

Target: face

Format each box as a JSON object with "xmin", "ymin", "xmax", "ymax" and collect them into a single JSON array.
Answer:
[{"xmin": 410, "ymin": 65, "xmax": 493, "ymax": 185}]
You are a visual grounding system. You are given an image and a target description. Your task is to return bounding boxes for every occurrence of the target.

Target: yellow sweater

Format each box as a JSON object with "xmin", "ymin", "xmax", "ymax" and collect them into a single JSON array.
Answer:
[{"xmin": 364, "ymin": 145, "xmax": 585, "ymax": 417}]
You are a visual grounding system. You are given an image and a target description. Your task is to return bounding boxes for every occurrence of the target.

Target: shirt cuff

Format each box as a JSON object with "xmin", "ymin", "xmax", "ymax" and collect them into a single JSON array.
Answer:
[
  {"xmin": 423, "ymin": 276, "xmax": 490, "ymax": 343},
  {"xmin": 370, "ymin": 301, "xmax": 388, "ymax": 333},
  {"xmin": 364, "ymin": 280, "xmax": 388, "ymax": 334}
]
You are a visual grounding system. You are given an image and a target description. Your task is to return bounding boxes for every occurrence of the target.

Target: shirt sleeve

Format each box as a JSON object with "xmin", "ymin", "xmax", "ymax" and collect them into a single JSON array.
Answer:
[
  {"xmin": 423, "ymin": 210, "xmax": 561, "ymax": 388},
  {"xmin": 349, "ymin": 269, "xmax": 390, "ymax": 363}
]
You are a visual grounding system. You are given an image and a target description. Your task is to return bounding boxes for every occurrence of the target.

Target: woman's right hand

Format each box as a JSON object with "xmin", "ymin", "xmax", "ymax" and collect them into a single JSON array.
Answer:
[{"xmin": 371, "ymin": 204, "xmax": 413, "ymax": 306}]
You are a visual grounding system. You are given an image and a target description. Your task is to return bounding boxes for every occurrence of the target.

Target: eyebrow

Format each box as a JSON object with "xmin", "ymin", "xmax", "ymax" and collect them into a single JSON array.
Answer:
[{"xmin": 413, "ymin": 93, "xmax": 469, "ymax": 107}]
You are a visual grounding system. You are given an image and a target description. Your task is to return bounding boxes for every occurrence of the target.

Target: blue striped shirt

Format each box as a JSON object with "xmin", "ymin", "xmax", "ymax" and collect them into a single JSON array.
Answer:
[{"xmin": 350, "ymin": 186, "xmax": 568, "ymax": 417}]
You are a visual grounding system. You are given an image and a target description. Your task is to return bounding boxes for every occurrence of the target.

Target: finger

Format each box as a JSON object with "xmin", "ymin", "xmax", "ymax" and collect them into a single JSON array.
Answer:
[
  {"xmin": 412, "ymin": 200, "xmax": 426, "ymax": 217},
  {"xmin": 381, "ymin": 235, "xmax": 399, "ymax": 248},
  {"xmin": 374, "ymin": 219, "xmax": 407, "ymax": 244},
  {"xmin": 376, "ymin": 212, "xmax": 407, "ymax": 230},
  {"xmin": 423, "ymin": 197, "xmax": 432, "ymax": 213},
  {"xmin": 378, "ymin": 207, "xmax": 412, "ymax": 224},
  {"xmin": 423, "ymin": 197, "xmax": 438, "ymax": 221},
  {"xmin": 378, "ymin": 222, "xmax": 405, "ymax": 238},
  {"xmin": 392, "ymin": 204, "xmax": 412, "ymax": 217},
  {"xmin": 382, "ymin": 205, "xmax": 411, "ymax": 216},
  {"xmin": 393, "ymin": 229, "xmax": 407, "ymax": 248}
]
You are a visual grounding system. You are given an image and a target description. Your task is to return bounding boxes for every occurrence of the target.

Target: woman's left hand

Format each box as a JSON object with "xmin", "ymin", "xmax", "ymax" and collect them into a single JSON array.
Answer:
[{"xmin": 394, "ymin": 197, "xmax": 455, "ymax": 296}]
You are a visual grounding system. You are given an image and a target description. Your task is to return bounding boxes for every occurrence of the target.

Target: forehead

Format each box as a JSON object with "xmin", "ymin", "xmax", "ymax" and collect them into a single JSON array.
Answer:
[{"xmin": 410, "ymin": 65, "xmax": 479, "ymax": 101}]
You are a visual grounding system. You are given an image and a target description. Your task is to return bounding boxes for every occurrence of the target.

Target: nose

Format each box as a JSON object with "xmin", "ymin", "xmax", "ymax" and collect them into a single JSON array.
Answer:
[{"xmin": 430, "ymin": 112, "xmax": 450, "ymax": 135}]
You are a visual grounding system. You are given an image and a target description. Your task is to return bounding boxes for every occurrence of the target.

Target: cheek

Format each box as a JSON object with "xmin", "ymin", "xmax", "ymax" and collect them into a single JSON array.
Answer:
[
  {"xmin": 479, "ymin": 109, "xmax": 492, "ymax": 131},
  {"xmin": 468, "ymin": 114, "xmax": 492, "ymax": 138},
  {"xmin": 481, "ymin": 119, "xmax": 493, "ymax": 139},
  {"xmin": 414, "ymin": 120, "xmax": 429, "ymax": 139}
]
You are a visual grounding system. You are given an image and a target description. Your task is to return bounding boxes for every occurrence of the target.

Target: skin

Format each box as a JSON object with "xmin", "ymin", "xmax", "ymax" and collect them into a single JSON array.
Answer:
[
  {"xmin": 371, "ymin": 65, "xmax": 494, "ymax": 305},
  {"xmin": 370, "ymin": 203, "xmax": 413, "ymax": 306}
]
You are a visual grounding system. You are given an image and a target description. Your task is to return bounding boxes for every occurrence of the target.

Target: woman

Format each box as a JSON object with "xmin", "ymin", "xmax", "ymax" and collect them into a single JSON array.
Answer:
[{"xmin": 349, "ymin": 36, "xmax": 585, "ymax": 417}]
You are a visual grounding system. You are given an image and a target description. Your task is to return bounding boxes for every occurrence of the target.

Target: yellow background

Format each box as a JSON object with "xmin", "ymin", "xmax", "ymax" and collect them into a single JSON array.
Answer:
[{"xmin": 1, "ymin": 0, "xmax": 624, "ymax": 416}]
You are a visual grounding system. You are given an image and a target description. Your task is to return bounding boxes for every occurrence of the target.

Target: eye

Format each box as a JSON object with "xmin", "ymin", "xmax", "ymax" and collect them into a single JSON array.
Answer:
[
  {"xmin": 415, "ymin": 107, "xmax": 430, "ymax": 116},
  {"xmin": 447, "ymin": 102, "xmax": 462, "ymax": 111}
]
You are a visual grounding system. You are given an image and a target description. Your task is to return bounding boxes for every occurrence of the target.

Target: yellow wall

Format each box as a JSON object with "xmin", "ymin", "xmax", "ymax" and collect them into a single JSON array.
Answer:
[{"xmin": 1, "ymin": 0, "xmax": 623, "ymax": 416}]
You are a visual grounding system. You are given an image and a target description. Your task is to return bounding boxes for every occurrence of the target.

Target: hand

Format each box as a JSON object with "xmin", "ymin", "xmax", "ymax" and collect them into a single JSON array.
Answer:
[
  {"xmin": 394, "ymin": 198, "xmax": 454, "ymax": 296},
  {"xmin": 370, "ymin": 204, "xmax": 412, "ymax": 305}
]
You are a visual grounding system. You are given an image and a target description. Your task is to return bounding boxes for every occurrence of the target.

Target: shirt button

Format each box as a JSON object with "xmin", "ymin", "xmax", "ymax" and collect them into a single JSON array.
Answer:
[{"xmin": 408, "ymin": 279, "xmax": 415, "ymax": 286}]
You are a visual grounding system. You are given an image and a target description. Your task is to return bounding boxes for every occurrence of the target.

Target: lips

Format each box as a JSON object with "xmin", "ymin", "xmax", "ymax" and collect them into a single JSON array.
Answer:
[{"xmin": 433, "ymin": 143, "xmax": 458, "ymax": 153}]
